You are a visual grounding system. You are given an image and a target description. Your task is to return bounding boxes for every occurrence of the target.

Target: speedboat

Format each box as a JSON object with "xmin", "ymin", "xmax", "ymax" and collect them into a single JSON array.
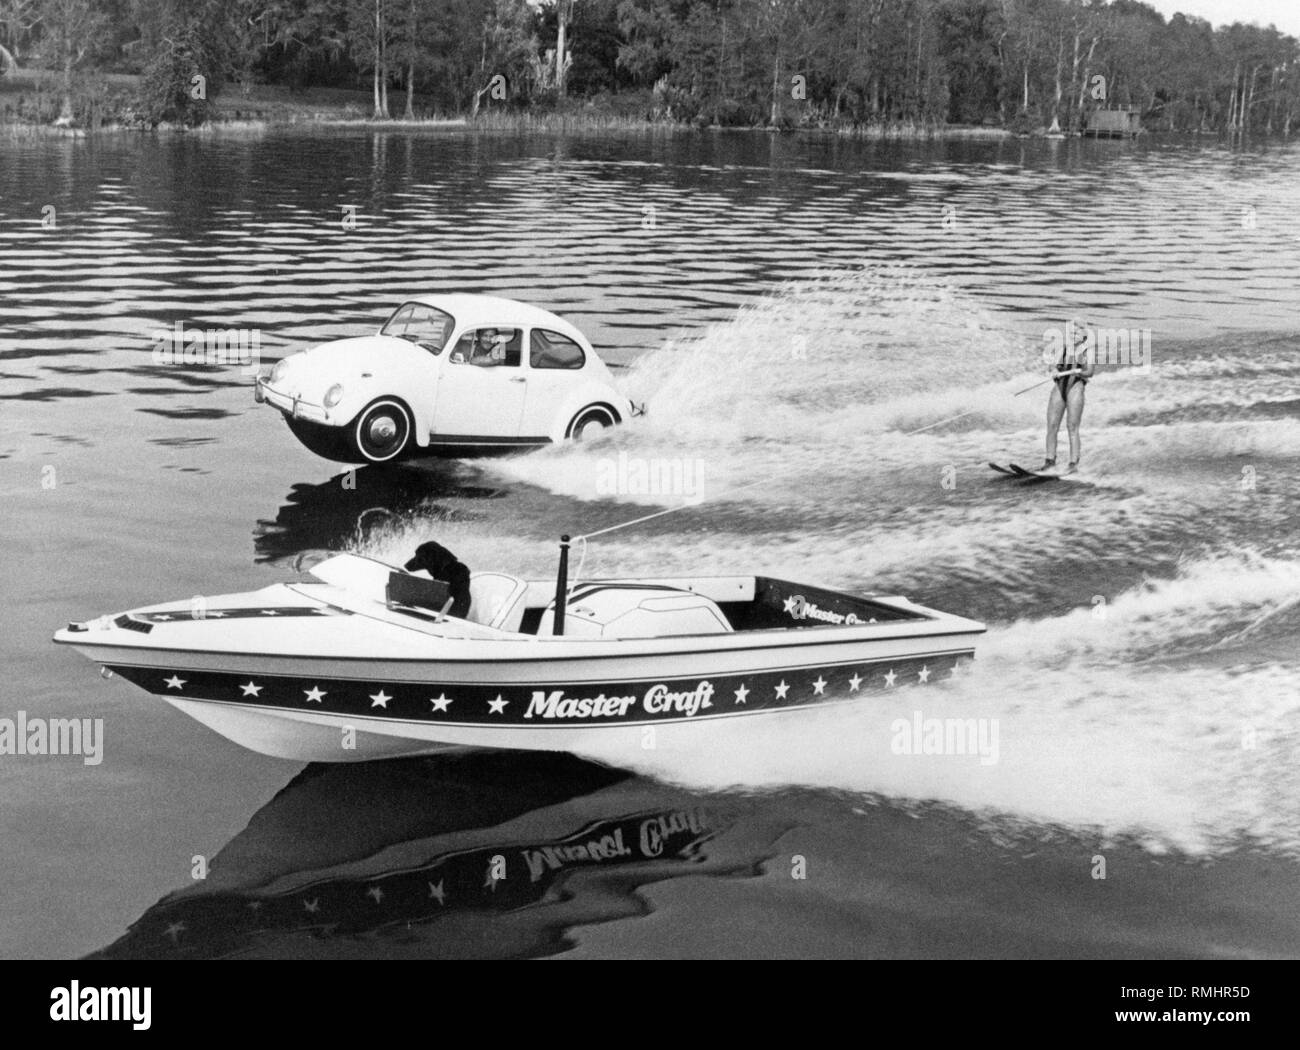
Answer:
[{"xmin": 53, "ymin": 539, "xmax": 986, "ymax": 763}]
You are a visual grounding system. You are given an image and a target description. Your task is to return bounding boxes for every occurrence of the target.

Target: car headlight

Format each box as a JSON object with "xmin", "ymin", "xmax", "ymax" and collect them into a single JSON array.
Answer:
[
  {"xmin": 270, "ymin": 359, "xmax": 288, "ymax": 384},
  {"xmin": 324, "ymin": 383, "xmax": 344, "ymax": 408}
]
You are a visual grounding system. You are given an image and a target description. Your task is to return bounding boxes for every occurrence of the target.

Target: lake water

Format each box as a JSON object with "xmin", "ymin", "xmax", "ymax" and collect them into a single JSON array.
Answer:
[{"xmin": 2, "ymin": 127, "xmax": 1298, "ymax": 958}]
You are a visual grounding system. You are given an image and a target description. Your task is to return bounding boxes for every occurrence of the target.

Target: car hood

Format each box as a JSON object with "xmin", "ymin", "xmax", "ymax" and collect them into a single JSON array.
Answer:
[
  {"xmin": 301, "ymin": 335, "xmax": 425, "ymax": 375},
  {"xmin": 275, "ymin": 335, "xmax": 426, "ymax": 396}
]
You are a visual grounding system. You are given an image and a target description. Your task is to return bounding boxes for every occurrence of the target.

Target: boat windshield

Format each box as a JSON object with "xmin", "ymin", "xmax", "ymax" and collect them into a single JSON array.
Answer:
[{"xmin": 380, "ymin": 302, "xmax": 455, "ymax": 354}]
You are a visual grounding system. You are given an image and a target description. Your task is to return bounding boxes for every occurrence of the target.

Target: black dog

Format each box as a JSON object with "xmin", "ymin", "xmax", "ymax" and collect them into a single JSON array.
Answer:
[{"xmin": 403, "ymin": 541, "xmax": 472, "ymax": 619}]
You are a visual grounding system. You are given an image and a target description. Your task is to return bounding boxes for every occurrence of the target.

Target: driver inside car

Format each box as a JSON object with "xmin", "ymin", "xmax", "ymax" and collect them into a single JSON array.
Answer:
[{"xmin": 469, "ymin": 328, "xmax": 506, "ymax": 366}]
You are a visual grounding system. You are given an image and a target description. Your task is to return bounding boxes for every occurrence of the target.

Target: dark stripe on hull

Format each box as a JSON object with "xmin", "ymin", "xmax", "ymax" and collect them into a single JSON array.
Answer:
[{"xmin": 108, "ymin": 650, "xmax": 973, "ymax": 729}]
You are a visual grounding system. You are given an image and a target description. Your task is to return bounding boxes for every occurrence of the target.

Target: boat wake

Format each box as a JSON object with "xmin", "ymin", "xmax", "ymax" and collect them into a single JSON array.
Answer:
[
  {"xmin": 565, "ymin": 552, "xmax": 1300, "ymax": 859},
  {"xmin": 344, "ymin": 273, "xmax": 1300, "ymax": 860}
]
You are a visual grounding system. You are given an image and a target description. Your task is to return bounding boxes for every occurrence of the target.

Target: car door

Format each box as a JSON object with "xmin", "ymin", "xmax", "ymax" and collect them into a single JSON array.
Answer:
[
  {"xmin": 519, "ymin": 327, "xmax": 589, "ymax": 437},
  {"xmin": 431, "ymin": 327, "xmax": 527, "ymax": 440}
]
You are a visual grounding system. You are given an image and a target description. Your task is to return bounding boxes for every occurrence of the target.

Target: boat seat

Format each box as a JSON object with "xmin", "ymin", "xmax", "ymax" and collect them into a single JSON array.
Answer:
[{"xmin": 467, "ymin": 572, "xmax": 528, "ymax": 632}]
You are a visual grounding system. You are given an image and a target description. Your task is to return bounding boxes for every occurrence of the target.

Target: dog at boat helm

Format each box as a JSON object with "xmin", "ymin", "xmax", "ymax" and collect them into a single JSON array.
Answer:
[{"xmin": 403, "ymin": 541, "xmax": 472, "ymax": 619}]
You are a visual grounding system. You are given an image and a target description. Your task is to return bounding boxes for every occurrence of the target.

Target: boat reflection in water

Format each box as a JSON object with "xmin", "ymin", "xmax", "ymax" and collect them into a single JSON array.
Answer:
[{"xmin": 90, "ymin": 752, "xmax": 770, "ymax": 959}]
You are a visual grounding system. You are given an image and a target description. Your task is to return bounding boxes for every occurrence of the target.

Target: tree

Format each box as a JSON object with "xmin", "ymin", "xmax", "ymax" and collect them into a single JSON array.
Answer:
[
  {"xmin": 532, "ymin": 0, "xmax": 574, "ymax": 96},
  {"xmin": 347, "ymin": 0, "xmax": 391, "ymax": 117},
  {"xmin": 1157, "ymin": 14, "xmax": 1216, "ymax": 130},
  {"xmin": 471, "ymin": 0, "xmax": 537, "ymax": 113},
  {"xmin": 0, "ymin": 0, "xmax": 42, "ymax": 67},
  {"xmin": 614, "ymin": 0, "xmax": 673, "ymax": 86},
  {"xmin": 938, "ymin": 0, "xmax": 1004, "ymax": 124},
  {"xmin": 4, "ymin": 0, "xmax": 1297, "ymax": 134},
  {"xmin": 741, "ymin": 0, "xmax": 821, "ymax": 126},
  {"xmin": 253, "ymin": 0, "xmax": 352, "ymax": 90},
  {"xmin": 130, "ymin": 0, "xmax": 238, "ymax": 125},
  {"xmin": 390, "ymin": 0, "xmax": 426, "ymax": 116},
  {"xmin": 37, "ymin": 0, "xmax": 105, "ymax": 120}
]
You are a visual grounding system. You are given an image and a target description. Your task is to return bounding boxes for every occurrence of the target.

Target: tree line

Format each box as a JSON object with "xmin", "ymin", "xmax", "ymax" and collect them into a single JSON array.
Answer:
[{"xmin": 2, "ymin": 0, "xmax": 1297, "ymax": 132}]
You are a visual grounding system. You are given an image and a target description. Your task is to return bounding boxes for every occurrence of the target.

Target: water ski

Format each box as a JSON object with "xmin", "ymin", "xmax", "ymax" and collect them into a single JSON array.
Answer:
[
  {"xmin": 990, "ymin": 462, "xmax": 1082, "ymax": 483},
  {"xmin": 1003, "ymin": 462, "xmax": 1076, "ymax": 483}
]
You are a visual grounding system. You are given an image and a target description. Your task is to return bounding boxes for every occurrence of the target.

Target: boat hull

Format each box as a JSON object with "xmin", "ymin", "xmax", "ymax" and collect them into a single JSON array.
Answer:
[
  {"xmin": 54, "ymin": 558, "xmax": 986, "ymax": 763},
  {"xmin": 94, "ymin": 642, "xmax": 976, "ymax": 762}
]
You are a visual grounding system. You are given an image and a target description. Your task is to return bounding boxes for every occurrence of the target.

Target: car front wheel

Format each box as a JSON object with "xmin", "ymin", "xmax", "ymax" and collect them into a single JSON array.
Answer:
[
  {"xmin": 285, "ymin": 416, "xmax": 356, "ymax": 462},
  {"xmin": 352, "ymin": 398, "xmax": 413, "ymax": 463},
  {"xmin": 568, "ymin": 405, "xmax": 618, "ymax": 442}
]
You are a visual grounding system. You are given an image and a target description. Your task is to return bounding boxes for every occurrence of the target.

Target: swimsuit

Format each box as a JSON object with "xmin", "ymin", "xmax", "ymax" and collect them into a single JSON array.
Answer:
[{"xmin": 1054, "ymin": 347, "xmax": 1088, "ymax": 399}]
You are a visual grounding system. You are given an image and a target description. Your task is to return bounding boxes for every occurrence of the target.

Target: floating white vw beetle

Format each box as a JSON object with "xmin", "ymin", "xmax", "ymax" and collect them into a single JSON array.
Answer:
[{"xmin": 255, "ymin": 294, "xmax": 638, "ymax": 463}]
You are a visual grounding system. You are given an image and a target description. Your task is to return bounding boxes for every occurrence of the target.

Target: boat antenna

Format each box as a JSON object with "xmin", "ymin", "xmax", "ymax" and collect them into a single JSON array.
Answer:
[{"xmin": 552, "ymin": 534, "xmax": 571, "ymax": 636}]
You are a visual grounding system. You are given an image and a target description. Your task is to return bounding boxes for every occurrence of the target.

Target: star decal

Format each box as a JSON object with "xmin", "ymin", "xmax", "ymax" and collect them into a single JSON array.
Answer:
[
  {"xmin": 366, "ymin": 885, "xmax": 384, "ymax": 904},
  {"xmin": 774, "ymin": 680, "xmax": 790, "ymax": 699},
  {"xmin": 782, "ymin": 596, "xmax": 799, "ymax": 614},
  {"xmin": 733, "ymin": 683, "xmax": 750, "ymax": 704},
  {"xmin": 883, "ymin": 669, "xmax": 897, "ymax": 687},
  {"xmin": 488, "ymin": 695, "xmax": 508, "ymax": 714},
  {"xmin": 163, "ymin": 921, "xmax": 186, "ymax": 944},
  {"xmin": 208, "ymin": 611, "xmax": 227, "ymax": 618},
  {"xmin": 950, "ymin": 662, "xmax": 963, "ymax": 678},
  {"xmin": 428, "ymin": 880, "xmax": 446, "ymax": 905},
  {"xmin": 429, "ymin": 693, "xmax": 453, "ymax": 713},
  {"xmin": 918, "ymin": 665, "xmax": 930, "ymax": 683},
  {"xmin": 259, "ymin": 609, "xmax": 281, "ymax": 616},
  {"xmin": 303, "ymin": 686, "xmax": 326, "ymax": 703},
  {"xmin": 240, "ymin": 681, "xmax": 263, "ymax": 697},
  {"xmin": 155, "ymin": 614, "xmax": 173, "ymax": 622},
  {"xmin": 812, "ymin": 676, "xmax": 827, "ymax": 695},
  {"xmin": 164, "ymin": 675, "xmax": 186, "ymax": 690},
  {"xmin": 303, "ymin": 898, "xmax": 320, "ymax": 913},
  {"xmin": 848, "ymin": 673, "xmax": 862, "ymax": 692},
  {"xmin": 369, "ymin": 689, "xmax": 392, "ymax": 708}
]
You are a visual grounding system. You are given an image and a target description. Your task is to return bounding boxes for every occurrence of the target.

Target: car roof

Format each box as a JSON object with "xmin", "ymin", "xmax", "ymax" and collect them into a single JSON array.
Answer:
[{"xmin": 404, "ymin": 294, "xmax": 589, "ymax": 345}]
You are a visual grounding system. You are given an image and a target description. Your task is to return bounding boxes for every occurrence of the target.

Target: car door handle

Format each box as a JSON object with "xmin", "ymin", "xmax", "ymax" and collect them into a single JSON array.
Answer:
[{"xmin": 508, "ymin": 376, "xmax": 526, "ymax": 383}]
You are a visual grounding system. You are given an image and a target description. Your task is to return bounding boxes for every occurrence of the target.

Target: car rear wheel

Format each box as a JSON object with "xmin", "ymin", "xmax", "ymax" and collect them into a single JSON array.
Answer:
[
  {"xmin": 353, "ymin": 399, "xmax": 413, "ymax": 463},
  {"xmin": 568, "ymin": 405, "xmax": 618, "ymax": 441}
]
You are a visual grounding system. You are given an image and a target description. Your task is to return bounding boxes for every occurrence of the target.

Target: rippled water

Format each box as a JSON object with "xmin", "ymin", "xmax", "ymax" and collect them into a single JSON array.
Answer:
[{"xmin": 1, "ymin": 128, "xmax": 1298, "ymax": 959}]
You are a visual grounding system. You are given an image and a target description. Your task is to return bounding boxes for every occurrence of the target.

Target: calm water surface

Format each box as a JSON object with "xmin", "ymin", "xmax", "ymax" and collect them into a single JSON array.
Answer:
[{"xmin": 1, "ymin": 128, "xmax": 1298, "ymax": 958}]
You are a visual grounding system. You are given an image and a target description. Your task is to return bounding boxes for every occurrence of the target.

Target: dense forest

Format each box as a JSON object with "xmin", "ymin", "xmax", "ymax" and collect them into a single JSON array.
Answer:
[{"xmin": 1, "ymin": 0, "xmax": 1297, "ymax": 132}]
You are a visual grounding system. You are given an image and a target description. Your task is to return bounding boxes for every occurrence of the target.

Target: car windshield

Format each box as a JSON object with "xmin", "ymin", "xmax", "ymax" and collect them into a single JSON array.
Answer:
[{"xmin": 380, "ymin": 303, "xmax": 455, "ymax": 353}]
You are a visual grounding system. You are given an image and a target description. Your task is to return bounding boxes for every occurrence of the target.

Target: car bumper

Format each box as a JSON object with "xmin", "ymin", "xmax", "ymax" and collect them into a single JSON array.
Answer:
[{"xmin": 254, "ymin": 377, "xmax": 332, "ymax": 425}]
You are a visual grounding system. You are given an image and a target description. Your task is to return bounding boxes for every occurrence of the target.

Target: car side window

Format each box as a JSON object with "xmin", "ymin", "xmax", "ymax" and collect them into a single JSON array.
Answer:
[
  {"xmin": 449, "ymin": 328, "xmax": 521, "ymax": 368},
  {"xmin": 530, "ymin": 329, "xmax": 586, "ymax": 369}
]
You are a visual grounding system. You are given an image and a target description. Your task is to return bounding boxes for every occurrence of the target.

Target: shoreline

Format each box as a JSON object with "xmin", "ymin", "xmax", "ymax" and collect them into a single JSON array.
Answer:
[
  {"xmin": 1, "ymin": 113, "xmax": 1017, "ymax": 140},
  {"xmin": 4, "ymin": 114, "xmax": 1283, "ymax": 142}
]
